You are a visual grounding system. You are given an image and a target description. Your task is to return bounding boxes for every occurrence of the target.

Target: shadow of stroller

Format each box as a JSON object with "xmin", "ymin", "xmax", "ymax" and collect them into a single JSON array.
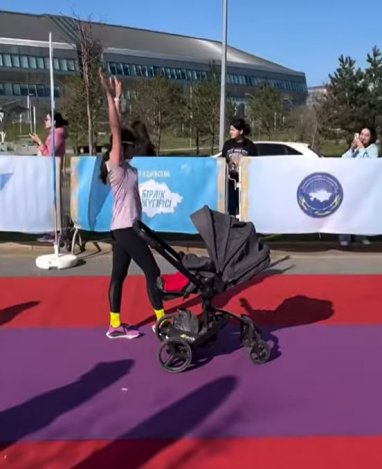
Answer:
[
  {"xmin": 0, "ymin": 301, "xmax": 39, "ymax": 326},
  {"xmin": 0, "ymin": 360, "xmax": 133, "ymax": 451},
  {"xmin": 238, "ymin": 295, "xmax": 334, "ymax": 360},
  {"xmin": 193, "ymin": 295, "xmax": 334, "ymax": 366},
  {"xmin": 73, "ymin": 376, "xmax": 237, "ymax": 468}
]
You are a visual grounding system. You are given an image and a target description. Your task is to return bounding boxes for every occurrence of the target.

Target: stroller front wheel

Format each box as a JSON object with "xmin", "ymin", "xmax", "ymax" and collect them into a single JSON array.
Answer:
[
  {"xmin": 155, "ymin": 314, "xmax": 174, "ymax": 342},
  {"xmin": 158, "ymin": 338, "xmax": 192, "ymax": 373},
  {"xmin": 249, "ymin": 341, "xmax": 271, "ymax": 365}
]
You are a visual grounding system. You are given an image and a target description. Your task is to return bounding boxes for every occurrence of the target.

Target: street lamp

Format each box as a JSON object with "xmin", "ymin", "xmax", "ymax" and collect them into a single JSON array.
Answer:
[{"xmin": 218, "ymin": 0, "xmax": 228, "ymax": 151}]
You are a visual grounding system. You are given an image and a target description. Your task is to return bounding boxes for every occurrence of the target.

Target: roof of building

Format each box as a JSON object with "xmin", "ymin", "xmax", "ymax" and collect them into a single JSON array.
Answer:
[{"xmin": 0, "ymin": 10, "xmax": 304, "ymax": 77}]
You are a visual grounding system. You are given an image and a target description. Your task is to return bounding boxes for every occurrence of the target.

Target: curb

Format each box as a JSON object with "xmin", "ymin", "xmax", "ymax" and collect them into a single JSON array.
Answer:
[{"xmin": 2, "ymin": 239, "xmax": 382, "ymax": 256}]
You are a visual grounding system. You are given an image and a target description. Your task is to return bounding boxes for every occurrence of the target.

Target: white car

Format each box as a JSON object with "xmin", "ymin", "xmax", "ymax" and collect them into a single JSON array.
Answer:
[{"xmin": 213, "ymin": 141, "xmax": 321, "ymax": 158}]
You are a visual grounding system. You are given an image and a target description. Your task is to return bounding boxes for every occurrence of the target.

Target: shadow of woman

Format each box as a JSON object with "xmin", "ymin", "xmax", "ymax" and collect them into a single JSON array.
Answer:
[
  {"xmin": 0, "ymin": 360, "xmax": 133, "ymax": 452},
  {"xmin": 73, "ymin": 375, "xmax": 237, "ymax": 469},
  {"xmin": 0, "ymin": 301, "xmax": 39, "ymax": 326}
]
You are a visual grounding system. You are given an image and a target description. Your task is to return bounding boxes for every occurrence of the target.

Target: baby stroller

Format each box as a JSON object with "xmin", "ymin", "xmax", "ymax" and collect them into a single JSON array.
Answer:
[{"xmin": 133, "ymin": 205, "xmax": 271, "ymax": 373}]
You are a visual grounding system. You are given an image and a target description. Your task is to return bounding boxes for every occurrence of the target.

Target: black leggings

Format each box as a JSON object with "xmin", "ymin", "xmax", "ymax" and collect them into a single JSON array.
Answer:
[{"xmin": 109, "ymin": 227, "xmax": 163, "ymax": 313}]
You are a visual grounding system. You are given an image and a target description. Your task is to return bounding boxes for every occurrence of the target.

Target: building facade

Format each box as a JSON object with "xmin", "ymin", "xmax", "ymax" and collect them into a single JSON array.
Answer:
[{"xmin": 0, "ymin": 11, "xmax": 308, "ymax": 127}]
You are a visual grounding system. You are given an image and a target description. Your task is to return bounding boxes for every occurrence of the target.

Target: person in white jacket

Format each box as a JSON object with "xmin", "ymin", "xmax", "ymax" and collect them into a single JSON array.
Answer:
[{"xmin": 339, "ymin": 126, "xmax": 379, "ymax": 247}]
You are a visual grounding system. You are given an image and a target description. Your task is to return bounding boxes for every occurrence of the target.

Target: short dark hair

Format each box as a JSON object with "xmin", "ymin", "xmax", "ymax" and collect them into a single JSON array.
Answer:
[{"xmin": 230, "ymin": 118, "xmax": 250, "ymax": 135}]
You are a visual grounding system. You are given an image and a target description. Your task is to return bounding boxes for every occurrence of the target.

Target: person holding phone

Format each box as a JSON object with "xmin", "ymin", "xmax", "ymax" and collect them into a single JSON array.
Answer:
[{"xmin": 339, "ymin": 126, "xmax": 379, "ymax": 247}]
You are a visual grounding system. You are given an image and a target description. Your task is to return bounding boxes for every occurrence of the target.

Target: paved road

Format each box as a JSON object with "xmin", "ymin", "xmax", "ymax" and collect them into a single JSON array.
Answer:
[{"xmin": 1, "ymin": 248, "xmax": 382, "ymax": 277}]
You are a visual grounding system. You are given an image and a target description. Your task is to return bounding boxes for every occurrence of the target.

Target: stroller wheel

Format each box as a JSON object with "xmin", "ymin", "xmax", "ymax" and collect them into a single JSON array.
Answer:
[
  {"xmin": 157, "ymin": 338, "xmax": 192, "ymax": 373},
  {"xmin": 155, "ymin": 314, "xmax": 173, "ymax": 342},
  {"xmin": 249, "ymin": 341, "xmax": 271, "ymax": 365}
]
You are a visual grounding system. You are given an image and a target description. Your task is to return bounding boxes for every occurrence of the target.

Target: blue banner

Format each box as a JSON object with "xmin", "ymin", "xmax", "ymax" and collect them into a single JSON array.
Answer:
[
  {"xmin": 0, "ymin": 155, "xmax": 58, "ymax": 233},
  {"xmin": 71, "ymin": 156, "xmax": 226, "ymax": 233}
]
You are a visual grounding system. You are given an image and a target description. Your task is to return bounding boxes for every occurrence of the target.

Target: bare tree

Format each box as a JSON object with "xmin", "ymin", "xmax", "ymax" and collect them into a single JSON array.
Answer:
[{"xmin": 60, "ymin": 17, "xmax": 104, "ymax": 154}]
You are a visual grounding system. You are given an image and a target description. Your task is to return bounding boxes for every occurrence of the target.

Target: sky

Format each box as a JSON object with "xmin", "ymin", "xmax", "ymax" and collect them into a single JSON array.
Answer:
[{"xmin": 1, "ymin": 0, "xmax": 381, "ymax": 86}]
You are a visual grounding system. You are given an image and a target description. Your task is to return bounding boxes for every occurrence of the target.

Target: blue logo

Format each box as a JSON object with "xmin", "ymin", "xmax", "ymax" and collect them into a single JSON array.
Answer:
[
  {"xmin": 0, "ymin": 173, "xmax": 12, "ymax": 190},
  {"xmin": 297, "ymin": 172, "xmax": 343, "ymax": 218}
]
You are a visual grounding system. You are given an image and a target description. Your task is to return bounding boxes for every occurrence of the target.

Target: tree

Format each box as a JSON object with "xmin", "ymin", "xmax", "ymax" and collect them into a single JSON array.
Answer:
[
  {"xmin": 363, "ymin": 46, "xmax": 382, "ymax": 132},
  {"xmin": 128, "ymin": 76, "xmax": 183, "ymax": 153},
  {"xmin": 191, "ymin": 65, "xmax": 221, "ymax": 154},
  {"xmin": 59, "ymin": 17, "xmax": 104, "ymax": 154},
  {"xmin": 59, "ymin": 76, "xmax": 89, "ymax": 154},
  {"xmin": 248, "ymin": 84, "xmax": 284, "ymax": 139},
  {"xmin": 322, "ymin": 55, "xmax": 366, "ymax": 141}
]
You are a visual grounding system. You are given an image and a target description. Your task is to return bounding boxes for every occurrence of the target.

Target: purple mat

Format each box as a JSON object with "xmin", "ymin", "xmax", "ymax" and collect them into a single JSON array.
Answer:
[{"xmin": 1, "ymin": 324, "xmax": 382, "ymax": 443}]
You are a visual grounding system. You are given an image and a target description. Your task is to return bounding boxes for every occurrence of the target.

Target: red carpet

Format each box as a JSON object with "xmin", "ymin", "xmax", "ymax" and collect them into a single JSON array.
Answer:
[
  {"xmin": 0, "ymin": 275, "xmax": 381, "ymax": 328},
  {"xmin": 3, "ymin": 437, "xmax": 382, "ymax": 468}
]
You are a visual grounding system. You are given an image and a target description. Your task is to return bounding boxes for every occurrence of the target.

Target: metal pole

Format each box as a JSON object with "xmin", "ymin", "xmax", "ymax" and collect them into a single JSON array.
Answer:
[
  {"xmin": 218, "ymin": 0, "xmax": 228, "ymax": 151},
  {"xmin": 49, "ymin": 32, "xmax": 59, "ymax": 251}
]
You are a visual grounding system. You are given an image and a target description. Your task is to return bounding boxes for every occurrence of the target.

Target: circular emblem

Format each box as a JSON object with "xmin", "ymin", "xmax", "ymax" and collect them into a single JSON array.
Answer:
[{"xmin": 297, "ymin": 172, "xmax": 343, "ymax": 218}]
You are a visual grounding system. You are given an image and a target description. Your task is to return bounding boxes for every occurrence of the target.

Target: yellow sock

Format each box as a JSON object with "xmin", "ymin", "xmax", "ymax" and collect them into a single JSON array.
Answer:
[
  {"xmin": 154, "ymin": 308, "xmax": 165, "ymax": 321},
  {"xmin": 110, "ymin": 312, "xmax": 121, "ymax": 328}
]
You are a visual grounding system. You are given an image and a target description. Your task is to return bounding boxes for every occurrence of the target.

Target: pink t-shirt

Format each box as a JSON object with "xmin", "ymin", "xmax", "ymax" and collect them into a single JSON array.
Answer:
[
  {"xmin": 39, "ymin": 127, "xmax": 68, "ymax": 157},
  {"xmin": 106, "ymin": 160, "xmax": 142, "ymax": 230}
]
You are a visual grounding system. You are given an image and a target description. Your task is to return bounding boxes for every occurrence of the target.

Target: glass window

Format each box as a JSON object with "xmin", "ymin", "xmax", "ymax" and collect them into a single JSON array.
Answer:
[
  {"xmin": 60, "ymin": 58, "xmax": 68, "ymax": 71},
  {"xmin": 20, "ymin": 84, "xmax": 29, "ymax": 96},
  {"xmin": 29, "ymin": 56, "xmax": 37, "ymax": 69},
  {"xmin": 11, "ymin": 55, "xmax": 20, "ymax": 67},
  {"xmin": 0, "ymin": 83, "xmax": 4, "ymax": 95},
  {"xmin": 3, "ymin": 54, "xmax": 11, "ymax": 67},
  {"xmin": 255, "ymin": 143, "xmax": 302, "ymax": 156},
  {"xmin": 115, "ymin": 63, "xmax": 123, "ymax": 75},
  {"xmin": 186, "ymin": 70, "xmax": 193, "ymax": 80},
  {"xmin": 122, "ymin": 63, "xmax": 130, "ymax": 75},
  {"xmin": 54, "ymin": 86, "xmax": 59, "ymax": 98},
  {"xmin": 44, "ymin": 57, "xmax": 50, "ymax": 69},
  {"xmin": 4, "ymin": 83, "xmax": 12, "ymax": 95},
  {"xmin": 136, "ymin": 65, "xmax": 143, "ymax": 76},
  {"xmin": 20, "ymin": 55, "xmax": 29, "ymax": 68},
  {"xmin": 53, "ymin": 58, "xmax": 60, "ymax": 70},
  {"xmin": 148, "ymin": 66, "xmax": 155, "ymax": 77},
  {"xmin": 0, "ymin": 54, "xmax": 3, "ymax": 67},
  {"xmin": 12, "ymin": 83, "xmax": 21, "ymax": 95},
  {"xmin": 28, "ymin": 85, "xmax": 37, "ymax": 96},
  {"xmin": 36, "ymin": 84, "xmax": 46, "ymax": 97},
  {"xmin": 108, "ymin": 62, "xmax": 117, "ymax": 75},
  {"xmin": 37, "ymin": 57, "xmax": 45, "ymax": 69},
  {"xmin": 122, "ymin": 63, "xmax": 129, "ymax": 75},
  {"xmin": 67, "ymin": 59, "xmax": 76, "ymax": 71},
  {"xmin": 130, "ymin": 65, "xmax": 137, "ymax": 76}
]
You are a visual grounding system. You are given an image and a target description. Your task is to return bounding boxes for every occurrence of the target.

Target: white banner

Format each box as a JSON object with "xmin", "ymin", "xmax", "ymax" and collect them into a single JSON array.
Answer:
[
  {"xmin": 241, "ymin": 156, "xmax": 382, "ymax": 234},
  {"xmin": 0, "ymin": 155, "xmax": 57, "ymax": 233}
]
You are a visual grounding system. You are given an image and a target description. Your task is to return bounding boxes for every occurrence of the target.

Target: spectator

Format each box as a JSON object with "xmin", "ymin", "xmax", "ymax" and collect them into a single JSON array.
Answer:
[
  {"xmin": 339, "ymin": 126, "xmax": 379, "ymax": 247},
  {"xmin": 221, "ymin": 118, "xmax": 257, "ymax": 215},
  {"xmin": 30, "ymin": 111, "xmax": 69, "ymax": 244}
]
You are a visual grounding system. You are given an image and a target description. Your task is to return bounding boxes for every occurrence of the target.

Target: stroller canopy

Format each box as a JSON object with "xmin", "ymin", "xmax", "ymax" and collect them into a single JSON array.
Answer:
[{"xmin": 189, "ymin": 206, "xmax": 270, "ymax": 287}]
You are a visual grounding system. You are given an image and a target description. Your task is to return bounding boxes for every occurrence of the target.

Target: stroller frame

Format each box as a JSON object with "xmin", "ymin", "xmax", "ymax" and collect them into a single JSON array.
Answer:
[{"xmin": 134, "ymin": 220, "xmax": 271, "ymax": 373}]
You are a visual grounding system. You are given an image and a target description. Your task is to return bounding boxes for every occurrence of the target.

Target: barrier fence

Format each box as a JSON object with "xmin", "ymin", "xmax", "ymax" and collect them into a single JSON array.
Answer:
[{"xmin": 2, "ymin": 154, "xmax": 382, "ymax": 237}]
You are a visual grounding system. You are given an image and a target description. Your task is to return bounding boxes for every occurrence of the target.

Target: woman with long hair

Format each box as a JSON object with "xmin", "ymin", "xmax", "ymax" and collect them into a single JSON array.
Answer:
[{"xmin": 99, "ymin": 70, "xmax": 165, "ymax": 339}]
